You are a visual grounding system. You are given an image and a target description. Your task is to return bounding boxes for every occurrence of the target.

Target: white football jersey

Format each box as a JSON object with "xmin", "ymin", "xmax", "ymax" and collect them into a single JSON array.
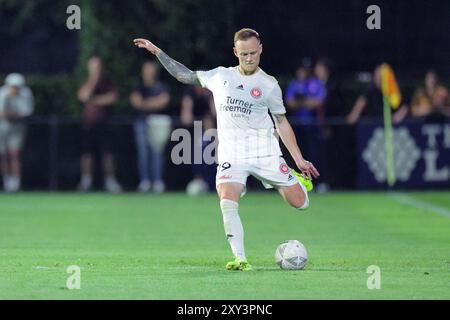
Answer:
[{"xmin": 197, "ymin": 66, "xmax": 286, "ymax": 163}]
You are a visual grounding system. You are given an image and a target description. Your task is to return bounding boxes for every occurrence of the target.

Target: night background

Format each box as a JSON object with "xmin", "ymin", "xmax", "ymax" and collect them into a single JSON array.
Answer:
[
  {"xmin": 0, "ymin": 0, "xmax": 449, "ymax": 302},
  {"xmin": 1, "ymin": 0, "xmax": 450, "ymax": 112},
  {"xmin": 0, "ymin": 0, "xmax": 448, "ymax": 190}
]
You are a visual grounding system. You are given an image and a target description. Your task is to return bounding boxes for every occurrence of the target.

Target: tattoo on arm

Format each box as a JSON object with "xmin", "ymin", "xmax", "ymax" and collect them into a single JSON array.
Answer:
[
  {"xmin": 272, "ymin": 114, "xmax": 286, "ymax": 125},
  {"xmin": 156, "ymin": 51, "xmax": 200, "ymax": 85}
]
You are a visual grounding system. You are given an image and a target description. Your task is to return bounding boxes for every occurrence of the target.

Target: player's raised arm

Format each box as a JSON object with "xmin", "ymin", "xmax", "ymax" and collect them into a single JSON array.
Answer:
[{"xmin": 133, "ymin": 38, "xmax": 200, "ymax": 86}]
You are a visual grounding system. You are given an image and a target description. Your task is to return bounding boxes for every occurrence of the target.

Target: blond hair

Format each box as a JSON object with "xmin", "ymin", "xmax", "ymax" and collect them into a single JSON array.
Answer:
[{"xmin": 233, "ymin": 28, "xmax": 261, "ymax": 44}]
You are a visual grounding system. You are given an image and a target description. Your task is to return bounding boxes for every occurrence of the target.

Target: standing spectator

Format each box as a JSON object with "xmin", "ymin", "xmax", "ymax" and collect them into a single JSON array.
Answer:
[
  {"xmin": 314, "ymin": 58, "xmax": 347, "ymax": 191},
  {"xmin": 315, "ymin": 58, "xmax": 345, "ymax": 119},
  {"xmin": 285, "ymin": 57, "xmax": 326, "ymax": 123},
  {"xmin": 130, "ymin": 61, "xmax": 171, "ymax": 193},
  {"xmin": 346, "ymin": 64, "xmax": 385, "ymax": 124},
  {"xmin": 181, "ymin": 85, "xmax": 216, "ymax": 195},
  {"xmin": 285, "ymin": 58, "xmax": 326, "ymax": 191},
  {"xmin": 77, "ymin": 56, "xmax": 122, "ymax": 193},
  {"xmin": 0, "ymin": 73, "xmax": 34, "ymax": 192}
]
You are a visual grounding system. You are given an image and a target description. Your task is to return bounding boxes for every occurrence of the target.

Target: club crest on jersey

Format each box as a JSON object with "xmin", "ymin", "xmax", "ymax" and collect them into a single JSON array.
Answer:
[
  {"xmin": 250, "ymin": 87, "xmax": 262, "ymax": 99},
  {"xmin": 280, "ymin": 163, "xmax": 289, "ymax": 174}
]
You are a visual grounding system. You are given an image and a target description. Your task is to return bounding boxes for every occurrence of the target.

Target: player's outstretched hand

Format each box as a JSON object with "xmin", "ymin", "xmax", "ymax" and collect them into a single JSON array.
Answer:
[
  {"xmin": 296, "ymin": 159, "xmax": 320, "ymax": 180},
  {"xmin": 133, "ymin": 38, "xmax": 161, "ymax": 55}
]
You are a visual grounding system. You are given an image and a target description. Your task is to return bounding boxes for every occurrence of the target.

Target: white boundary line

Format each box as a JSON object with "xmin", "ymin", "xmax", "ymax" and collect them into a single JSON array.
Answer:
[{"xmin": 389, "ymin": 193, "xmax": 450, "ymax": 218}]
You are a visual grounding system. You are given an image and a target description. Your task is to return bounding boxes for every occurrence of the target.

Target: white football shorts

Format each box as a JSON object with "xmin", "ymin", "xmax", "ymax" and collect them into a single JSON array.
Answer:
[{"xmin": 216, "ymin": 156, "xmax": 299, "ymax": 191}]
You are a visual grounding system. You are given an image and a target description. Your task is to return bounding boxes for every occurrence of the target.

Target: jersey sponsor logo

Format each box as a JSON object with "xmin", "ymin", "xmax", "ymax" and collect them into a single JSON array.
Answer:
[
  {"xmin": 220, "ymin": 97, "xmax": 253, "ymax": 116},
  {"xmin": 236, "ymin": 84, "xmax": 244, "ymax": 90},
  {"xmin": 250, "ymin": 87, "xmax": 262, "ymax": 99},
  {"xmin": 280, "ymin": 163, "xmax": 289, "ymax": 174},
  {"xmin": 288, "ymin": 174, "xmax": 294, "ymax": 181}
]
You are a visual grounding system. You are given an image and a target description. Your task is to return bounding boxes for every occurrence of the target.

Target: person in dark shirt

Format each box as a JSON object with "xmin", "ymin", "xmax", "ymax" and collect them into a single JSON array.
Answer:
[
  {"xmin": 181, "ymin": 86, "xmax": 214, "ymax": 124},
  {"xmin": 130, "ymin": 61, "xmax": 171, "ymax": 193},
  {"xmin": 77, "ymin": 56, "xmax": 122, "ymax": 193},
  {"xmin": 346, "ymin": 65, "xmax": 384, "ymax": 124},
  {"xmin": 180, "ymin": 85, "xmax": 216, "ymax": 195},
  {"xmin": 315, "ymin": 58, "xmax": 345, "ymax": 119},
  {"xmin": 314, "ymin": 58, "xmax": 354, "ymax": 190}
]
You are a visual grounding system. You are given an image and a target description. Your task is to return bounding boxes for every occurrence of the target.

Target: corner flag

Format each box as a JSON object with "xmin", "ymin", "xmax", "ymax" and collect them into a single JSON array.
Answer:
[{"xmin": 380, "ymin": 63, "xmax": 401, "ymax": 187}]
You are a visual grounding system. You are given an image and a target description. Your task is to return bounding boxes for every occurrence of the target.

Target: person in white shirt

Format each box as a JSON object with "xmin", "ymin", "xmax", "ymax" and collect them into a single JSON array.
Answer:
[
  {"xmin": 0, "ymin": 73, "xmax": 34, "ymax": 192},
  {"xmin": 134, "ymin": 28, "xmax": 319, "ymax": 271}
]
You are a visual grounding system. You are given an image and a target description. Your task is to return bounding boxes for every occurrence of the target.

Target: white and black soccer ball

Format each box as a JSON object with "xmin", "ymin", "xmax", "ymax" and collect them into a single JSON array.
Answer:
[{"xmin": 275, "ymin": 240, "xmax": 308, "ymax": 270}]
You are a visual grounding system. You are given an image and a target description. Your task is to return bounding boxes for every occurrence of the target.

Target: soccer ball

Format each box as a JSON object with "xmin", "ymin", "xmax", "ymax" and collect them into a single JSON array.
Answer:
[{"xmin": 275, "ymin": 240, "xmax": 308, "ymax": 270}]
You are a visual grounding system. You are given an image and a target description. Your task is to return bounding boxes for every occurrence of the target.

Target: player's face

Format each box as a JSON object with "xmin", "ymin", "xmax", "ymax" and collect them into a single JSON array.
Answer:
[{"xmin": 233, "ymin": 37, "xmax": 262, "ymax": 74}]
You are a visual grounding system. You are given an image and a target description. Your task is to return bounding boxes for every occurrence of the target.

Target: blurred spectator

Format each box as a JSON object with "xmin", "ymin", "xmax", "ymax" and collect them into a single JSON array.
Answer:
[
  {"xmin": 314, "ymin": 58, "xmax": 347, "ymax": 192},
  {"xmin": 130, "ymin": 61, "xmax": 171, "ymax": 193},
  {"xmin": 412, "ymin": 70, "xmax": 449, "ymax": 118},
  {"xmin": 0, "ymin": 73, "xmax": 34, "ymax": 192},
  {"xmin": 346, "ymin": 64, "xmax": 384, "ymax": 124},
  {"xmin": 285, "ymin": 58, "xmax": 326, "ymax": 192},
  {"xmin": 180, "ymin": 85, "xmax": 216, "ymax": 195},
  {"xmin": 286, "ymin": 57, "xmax": 326, "ymax": 123},
  {"xmin": 394, "ymin": 70, "xmax": 450, "ymax": 123},
  {"xmin": 411, "ymin": 70, "xmax": 439, "ymax": 117},
  {"xmin": 77, "ymin": 56, "xmax": 122, "ymax": 193},
  {"xmin": 315, "ymin": 58, "xmax": 345, "ymax": 119}
]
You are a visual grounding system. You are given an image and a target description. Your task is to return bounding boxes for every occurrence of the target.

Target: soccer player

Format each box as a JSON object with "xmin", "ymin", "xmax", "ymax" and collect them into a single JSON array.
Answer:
[{"xmin": 134, "ymin": 28, "xmax": 320, "ymax": 271}]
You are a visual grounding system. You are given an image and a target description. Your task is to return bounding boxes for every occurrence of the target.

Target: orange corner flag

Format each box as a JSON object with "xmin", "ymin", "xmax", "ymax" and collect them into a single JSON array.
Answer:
[{"xmin": 381, "ymin": 63, "xmax": 402, "ymax": 109}]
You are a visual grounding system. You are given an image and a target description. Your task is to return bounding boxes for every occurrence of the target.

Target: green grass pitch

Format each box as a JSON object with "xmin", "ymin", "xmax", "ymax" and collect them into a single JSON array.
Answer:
[{"xmin": 0, "ymin": 191, "xmax": 449, "ymax": 299}]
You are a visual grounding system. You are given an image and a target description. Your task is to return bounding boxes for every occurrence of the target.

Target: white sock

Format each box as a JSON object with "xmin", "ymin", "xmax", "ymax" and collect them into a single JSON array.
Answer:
[{"xmin": 220, "ymin": 199, "xmax": 246, "ymax": 261}]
